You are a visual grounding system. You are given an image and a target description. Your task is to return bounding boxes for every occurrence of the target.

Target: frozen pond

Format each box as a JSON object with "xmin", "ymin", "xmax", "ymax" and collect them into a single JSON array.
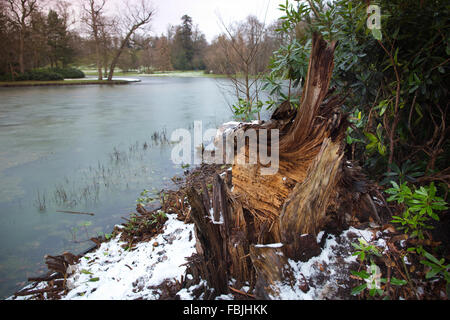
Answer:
[{"xmin": 0, "ymin": 76, "xmax": 233, "ymax": 298}]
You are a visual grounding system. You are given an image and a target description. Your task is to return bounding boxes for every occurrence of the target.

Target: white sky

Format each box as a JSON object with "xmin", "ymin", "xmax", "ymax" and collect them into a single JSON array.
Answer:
[{"xmin": 108, "ymin": 0, "xmax": 287, "ymax": 42}]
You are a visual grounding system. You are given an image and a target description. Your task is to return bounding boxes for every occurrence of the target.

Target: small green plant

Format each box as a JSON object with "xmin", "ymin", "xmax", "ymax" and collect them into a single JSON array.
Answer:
[
  {"xmin": 351, "ymin": 239, "xmax": 406, "ymax": 298},
  {"xmin": 346, "ymin": 109, "xmax": 366, "ymax": 145},
  {"xmin": 420, "ymin": 250, "xmax": 450, "ymax": 296},
  {"xmin": 136, "ymin": 189, "xmax": 157, "ymax": 206},
  {"xmin": 351, "ymin": 263, "xmax": 407, "ymax": 298},
  {"xmin": 386, "ymin": 182, "xmax": 448, "ymax": 240},
  {"xmin": 96, "ymin": 232, "xmax": 113, "ymax": 240},
  {"xmin": 231, "ymin": 98, "xmax": 264, "ymax": 121},
  {"xmin": 351, "ymin": 264, "xmax": 383, "ymax": 297},
  {"xmin": 150, "ymin": 210, "xmax": 167, "ymax": 225},
  {"xmin": 381, "ymin": 160, "xmax": 424, "ymax": 185},
  {"xmin": 352, "ymin": 238, "xmax": 382, "ymax": 263},
  {"xmin": 364, "ymin": 124, "xmax": 387, "ymax": 157}
]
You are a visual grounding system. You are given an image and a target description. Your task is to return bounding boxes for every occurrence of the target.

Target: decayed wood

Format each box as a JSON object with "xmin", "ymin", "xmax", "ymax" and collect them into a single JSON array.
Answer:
[
  {"xmin": 231, "ymin": 33, "xmax": 345, "ymax": 242},
  {"xmin": 44, "ymin": 252, "xmax": 80, "ymax": 276},
  {"xmin": 187, "ymin": 33, "xmax": 381, "ymax": 299},
  {"xmin": 187, "ymin": 183, "xmax": 229, "ymax": 295},
  {"xmin": 279, "ymin": 34, "xmax": 337, "ymax": 153},
  {"xmin": 279, "ymin": 138, "xmax": 343, "ymax": 259},
  {"xmin": 186, "ymin": 173, "xmax": 255, "ymax": 296},
  {"xmin": 249, "ymin": 245, "xmax": 295, "ymax": 299}
]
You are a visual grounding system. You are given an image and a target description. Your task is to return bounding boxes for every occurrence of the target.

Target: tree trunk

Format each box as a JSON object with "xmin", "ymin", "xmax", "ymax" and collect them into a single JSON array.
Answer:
[
  {"xmin": 250, "ymin": 245, "xmax": 295, "ymax": 299},
  {"xmin": 107, "ymin": 44, "xmax": 126, "ymax": 81},
  {"xmin": 186, "ymin": 33, "xmax": 381, "ymax": 299},
  {"xmin": 95, "ymin": 40, "xmax": 103, "ymax": 81},
  {"xmin": 186, "ymin": 173, "xmax": 255, "ymax": 296},
  {"xmin": 230, "ymin": 34, "xmax": 346, "ymax": 243},
  {"xmin": 107, "ymin": 29, "xmax": 136, "ymax": 81},
  {"xmin": 19, "ymin": 30, "xmax": 25, "ymax": 74}
]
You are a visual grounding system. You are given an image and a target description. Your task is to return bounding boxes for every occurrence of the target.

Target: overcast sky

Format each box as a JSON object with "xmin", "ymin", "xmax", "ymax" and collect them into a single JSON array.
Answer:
[{"xmin": 105, "ymin": 0, "xmax": 287, "ymax": 42}]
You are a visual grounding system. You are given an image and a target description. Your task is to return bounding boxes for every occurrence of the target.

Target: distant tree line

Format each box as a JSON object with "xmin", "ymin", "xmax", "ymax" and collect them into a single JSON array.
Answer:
[
  {"xmin": 0, "ymin": 0, "xmax": 282, "ymax": 81},
  {"xmin": 0, "ymin": 0, "xmax": 77, "ymax": 78}
]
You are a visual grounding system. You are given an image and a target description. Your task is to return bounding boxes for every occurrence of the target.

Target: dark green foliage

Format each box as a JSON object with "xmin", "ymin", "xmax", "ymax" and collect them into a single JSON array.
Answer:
[
  {"xmin": 171, "ymin": 15, "xmax": 195, "ymax": 70},
  {"xmin": 0, "ymin": 73, "xmax": 12, "ymax": 81},
  {"xmin": 387, "ymin": 182, "xmax": 448, "ymax": 240},
  {"xmin": 49, "ymin": 67, "xmax": 85, "ymax": 79},
  {"xmin": 267, "ymin": 0, "xmax": 449, "ymax": 182},
  {"xmin": 47, "ymin": 10, "xmax": 74, "ymax": 68},
  {"xmin": 15, "ymin": 69, "xmax": 64, "ymax": 81},
  {"xmin": 10, "ymin": 67, "xmax": 84, "ymax": 81},
  {"xmin": 270, "ymin": 1, "xmax": 449, "ymax": 297}
]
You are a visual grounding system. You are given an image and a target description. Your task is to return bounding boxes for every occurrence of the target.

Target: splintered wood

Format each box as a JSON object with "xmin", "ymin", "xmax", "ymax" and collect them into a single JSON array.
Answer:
[
  {"xmin": 231, "ymin": 33, "xmax": 345, "ymax": 245},
  {"xmin": 187, "ymin": 33, "xmax": 380, "ymax": 299}
]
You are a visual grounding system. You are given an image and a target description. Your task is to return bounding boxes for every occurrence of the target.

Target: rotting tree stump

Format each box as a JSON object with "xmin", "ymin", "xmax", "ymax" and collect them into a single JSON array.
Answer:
[{"xmin": 186, "ymin": 33, "xmax": 385, "ymax": 299}]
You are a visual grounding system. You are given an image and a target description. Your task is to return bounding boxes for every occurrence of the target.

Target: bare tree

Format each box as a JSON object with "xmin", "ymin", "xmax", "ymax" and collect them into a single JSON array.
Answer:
[
  {"xmin": 107, "ymin": 0, "xmax": 154, "ymax": 80},
  {"xmin": 99, "ymin": 15, "xmax": 116, "ymax": 77},
  {"xmin": 54, "ymin": 0, "xmax": 75, "ymax": 29},
  {"xmin": 6, "ymin": 0, "xmax": 38, "ymax": 73},
  {"xmin": 217, "ymin": 15, "xmax": 268, "ymax": 120},
  {"xmin": 81, "ymin": 0, "xmax": 106, "ymax": 80}
]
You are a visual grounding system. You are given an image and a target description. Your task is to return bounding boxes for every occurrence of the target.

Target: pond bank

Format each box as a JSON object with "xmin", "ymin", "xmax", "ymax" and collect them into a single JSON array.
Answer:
[
  {"xmin": 5, "ymin": 116, "xmax": 447, "ymax": 300},
  {"xmin": 8, "ymin": 160, "xmax": 448, "ymax": 300},
  {"xmin": 8, "ymin": 163, "xmax": 229, "ymax": 300}
]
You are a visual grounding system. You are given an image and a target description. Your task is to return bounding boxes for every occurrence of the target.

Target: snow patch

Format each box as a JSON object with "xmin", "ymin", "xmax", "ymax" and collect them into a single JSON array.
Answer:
[
  {"xmin": 56, "ymin": 214, "xmax": 196, "ymax": 300},
  {"xmin": 254, "ymin": 243, "xmax": 283, "ymax": 248}
]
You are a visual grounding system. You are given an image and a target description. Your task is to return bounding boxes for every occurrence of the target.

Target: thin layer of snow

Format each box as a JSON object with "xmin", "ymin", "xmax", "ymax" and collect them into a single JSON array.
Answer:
[
  {"xmin": 375, "ymin": 238, "xmax": 387, "ymax": 253},
  {"xmin": 316, "ymin": 231, "xmax": 325, "ymax": 244},
  {"xmin": 254, "ymin": 243, "xmax": 283, "ymax": 248},
  {"xmin": 209, "ymin": 207, "xmax": 224, "ymax": 225},
  {"xmin": 75, "ymin": 77, "xmax": 141, "ymax": 82},
  {"xmin": 35, "ymin": 214, "xmax": 196, "ymax": 300},
  {"xmin": 271, "ymin": 227, "xmax": 376, "ymax": 300},
  {"xmin": 215, "ymin": 294, "xmax": 234, "ymax": 300},
  {"xmin": 11, "ymin": 213, "xmax": 389, "ymax": 301},
  {"xmin": 344, "ymin": 227, "xmax": 374, "ymax": 242},
  {"xmin": 176, "ymin": 280, "xmax": 207, "ymax": 300}
]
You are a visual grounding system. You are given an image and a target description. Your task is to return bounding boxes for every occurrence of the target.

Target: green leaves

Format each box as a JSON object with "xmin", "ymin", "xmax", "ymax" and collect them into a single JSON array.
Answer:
[
  {"xmin": 420, "ymin": 250, "xmax": 450, "ymax": 288},
  {"xmin": 387, "ymin": 182, "xmax": 448, "ymax": 240},
  {"xmin": 136, "ymin": 189, "xmax": 158, "ymax": 206},
  {"xmin": 364, "ymin": 123, "xmax": 386, "ymax": 156},
  {"xmin": 389, "ymin": 277, "xmax": 407, "ymax": 286},
  {"xmin": 81, "ymin": 269, "xmax": 93, "ymax": 275},
  {"xmin": 231, "ymin": 99, "xmax": 265, "ymax": 121},
  {"xmin": 352, "ymin": 238, "xmax": 382, "ymax": 263},
  {"xmin": 351, "ymin": 267, "xmax": 407, "ymax": 297},
  {"xmin": 351, "ymin": 270, "xmax": 370, "ymax": 279},
  {"xmin": 381, "ymin": 160, "xmax": 424, "ymax": 185},
  {"xmin": 79, "ymin": 221, "xmax": 92, "ymax": 228},
  {"xmin": 351, "ymin": 283, "xmax": 367, "ymax": 295}
]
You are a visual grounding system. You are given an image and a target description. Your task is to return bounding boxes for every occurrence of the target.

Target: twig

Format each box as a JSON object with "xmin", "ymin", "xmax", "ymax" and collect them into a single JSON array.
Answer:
[
  {"xmin": 229, "ymin": 286, "xmax": 256, "ymax": 298},
  {"xmin": 14, "ymin": 286, "xmax": 62, "ymax": 297},
  {"xmin": 56, "ymin": 210, "xmax": 95, "ymax": 216},
  {"xmin": 377, "ymin": 40, "xmax": 401, "ymax": 171}
]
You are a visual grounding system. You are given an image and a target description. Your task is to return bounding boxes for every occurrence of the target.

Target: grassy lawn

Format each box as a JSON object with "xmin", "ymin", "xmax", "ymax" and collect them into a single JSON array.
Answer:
[
  {"xmin": 0, "ymin": 79, "xmax": 131, "ymax": 87},
  {"xmin": 81, "ymin": 69, "xmax": 226, "ymax": 78}
]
